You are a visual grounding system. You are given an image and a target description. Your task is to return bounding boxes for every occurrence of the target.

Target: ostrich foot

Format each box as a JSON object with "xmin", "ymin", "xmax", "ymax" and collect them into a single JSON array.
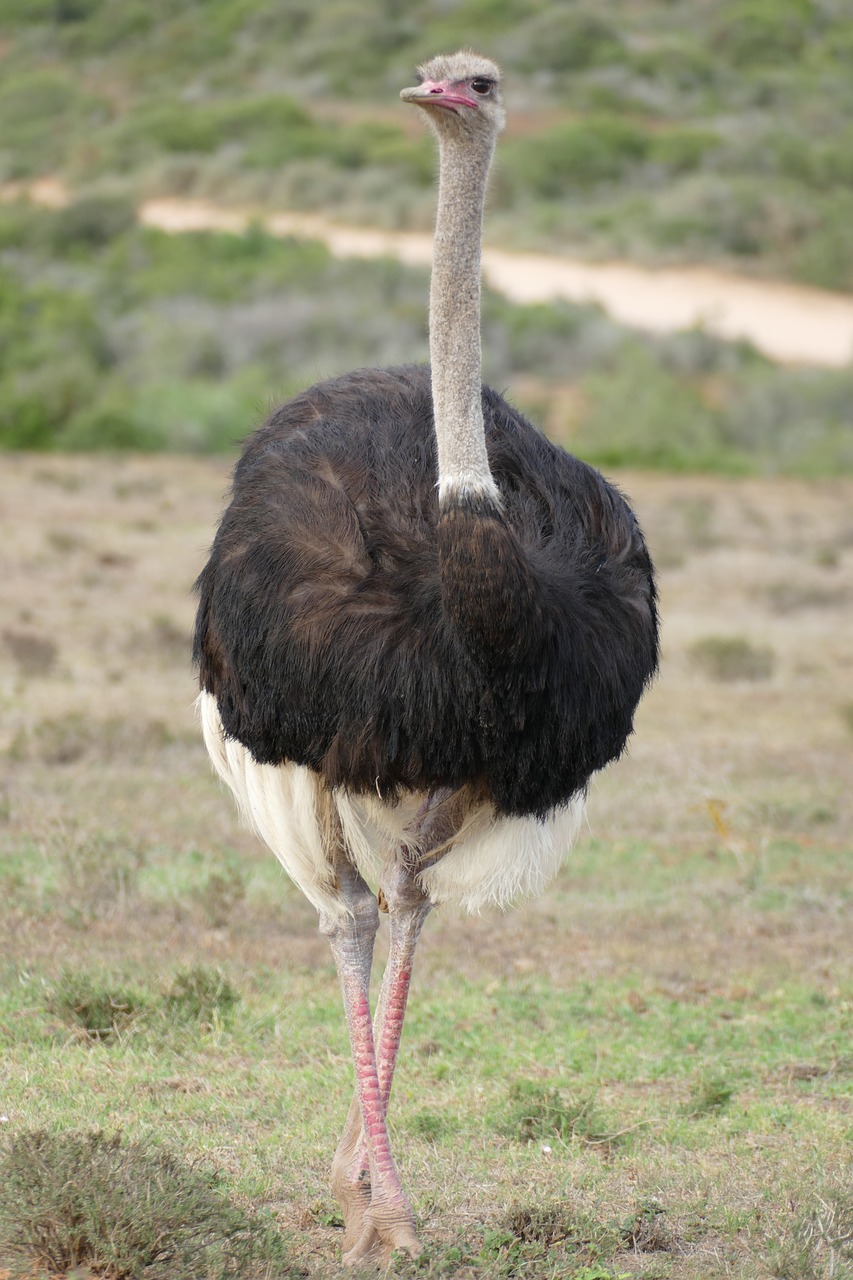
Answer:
[
  {"xmin": 342, "ymin": 1198, "xmax": 422, "ymax": 1268},
  {"xmin": 332, "ymin": 1127, "xmax": 422, "ymax": 1265},
  {"xmin": 333, "ymin": 1165, "xmax": 372, "ymax": 1256},
  {"xmin": 331, "ymin": 1098, "xmax": 371, "ymax": 1253}
]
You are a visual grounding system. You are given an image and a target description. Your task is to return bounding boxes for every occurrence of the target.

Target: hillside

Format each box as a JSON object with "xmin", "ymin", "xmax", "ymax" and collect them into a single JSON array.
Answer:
[
  {"xmin": 2, "ymin": 0, "xmax": 852, "ymax": 288},
  {"xmin": 1, "ymin": 1, "xmax": 852, "ymax": 468}
]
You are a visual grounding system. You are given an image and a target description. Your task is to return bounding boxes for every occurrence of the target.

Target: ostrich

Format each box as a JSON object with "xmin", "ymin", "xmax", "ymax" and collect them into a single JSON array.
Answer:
[{"xmin": 194, "ymin": 51, "xmax": 658, "ymax": 1266}]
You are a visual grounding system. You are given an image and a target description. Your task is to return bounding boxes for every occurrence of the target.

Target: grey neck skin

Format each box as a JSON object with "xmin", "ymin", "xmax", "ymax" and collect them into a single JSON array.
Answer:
[{"xmin": 429, "ymin": 130, "xmax": 502, "ymax": 507}]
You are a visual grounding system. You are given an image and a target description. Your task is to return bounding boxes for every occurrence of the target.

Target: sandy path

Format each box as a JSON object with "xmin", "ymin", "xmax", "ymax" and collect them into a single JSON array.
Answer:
[
  {"xmin": 9, "ymin": 179, "xmax": 853, "ymax": 368},
  {"xmin": 135, "ymin": 202, "xmax": 853, "ymax": 369}
]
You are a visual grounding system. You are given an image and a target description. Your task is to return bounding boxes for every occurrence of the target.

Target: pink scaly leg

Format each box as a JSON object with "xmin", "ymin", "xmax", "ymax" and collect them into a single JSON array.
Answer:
[
  {"xmin": 320, "ymin": 861, "xmax": 422, "ymax": 1267},
  {"xmin": 332, "ymin": 860, "xmax": 432, "ymax": 1258},
  {"xmin": 373, "ymin": 790, "xmax": 461, "ymax": 1117},
  {"xmin": 331, "ymin": 795, "xmax": 460, "ymax": 1259}
]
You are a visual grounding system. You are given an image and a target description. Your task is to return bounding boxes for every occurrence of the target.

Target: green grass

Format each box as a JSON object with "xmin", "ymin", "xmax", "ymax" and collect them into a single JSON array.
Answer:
[{"xmin": 1, "ymin": 831, "xmax": 851, "ymax": 1277}]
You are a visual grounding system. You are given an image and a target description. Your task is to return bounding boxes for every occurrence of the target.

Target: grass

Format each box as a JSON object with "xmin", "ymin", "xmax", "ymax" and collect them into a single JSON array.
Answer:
[
  {"xmin": 45, "ymin": 969, "xmax": 145, "ymax": 1041},
  {"xmin": 0, "ymin": 456, "xmax": 851, "ymax": 1277},
  {"xmin": 1, "ymin": 900, "xmax": 850, "ymax": 1277}
]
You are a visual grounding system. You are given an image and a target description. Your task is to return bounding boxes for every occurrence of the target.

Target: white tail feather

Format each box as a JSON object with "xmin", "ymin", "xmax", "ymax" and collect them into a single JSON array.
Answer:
[{"xmin": 198, "ymin": 692, "xmax": 344, "ymax": 918}]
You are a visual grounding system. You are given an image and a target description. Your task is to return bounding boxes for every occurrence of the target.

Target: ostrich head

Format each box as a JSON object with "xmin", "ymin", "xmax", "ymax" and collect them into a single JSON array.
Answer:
[{"xmin": 400, "ymin": 51, "xmax": 505, "ymax": 142}]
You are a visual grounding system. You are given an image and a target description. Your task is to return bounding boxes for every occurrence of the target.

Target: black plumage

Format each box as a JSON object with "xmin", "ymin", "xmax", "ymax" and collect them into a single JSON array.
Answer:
[{"xmin": 194, "ymin": 363, "xmax": 658, "ymax": 819}]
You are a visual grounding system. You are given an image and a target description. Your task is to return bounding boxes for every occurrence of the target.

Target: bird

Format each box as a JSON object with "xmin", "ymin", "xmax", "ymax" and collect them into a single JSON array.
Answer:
[{"xmin": 193, "ymin": 50, "xmax": 658, "ymax": 1268}]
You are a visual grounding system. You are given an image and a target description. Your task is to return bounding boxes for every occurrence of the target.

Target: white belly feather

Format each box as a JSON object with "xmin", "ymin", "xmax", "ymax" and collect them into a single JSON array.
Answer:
[{"xmin": 199, "ymin": 690, "xmax": 584, "ymax": 922}]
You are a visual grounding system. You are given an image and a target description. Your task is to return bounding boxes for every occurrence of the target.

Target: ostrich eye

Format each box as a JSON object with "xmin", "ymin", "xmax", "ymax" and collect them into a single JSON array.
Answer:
[{"xmin": 470, "ymin": 78, "xmax": 494, "ymax": 95}]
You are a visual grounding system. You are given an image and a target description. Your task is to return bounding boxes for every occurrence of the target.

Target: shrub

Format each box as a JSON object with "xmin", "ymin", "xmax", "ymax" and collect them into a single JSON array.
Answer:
[
  {"xmin": 500, "ymin": 1080, "xmax": 609, "ymax": 1145},
  {"xmin": 507, "ymin": 116, "xmax": 650, "ymax": 197},
  {"xmin": 60, "ymin": 396, "xmax": 168, "ymax": 450},
  {"xmin": 0, "ymin": 70, "xmax": 106, "ymax": 176},
  {"xmin": 49, "ymin": 194, "xmax": 138, "ymax": 249},
  {"xmin": 576, "ymin": 344, "xmax": 740, "ymax": 473},
  {"xmin": 515, "ymin": 11, "xmax": 624, "ymax": 74},
  {"xmin": 163, "ymin": 966, "xmax": 240, "ymax": 1024},
  {"xmin": 61, "ymin": 0, "xmax": 152, "ymax": 52},
  {"xmin": 0, "ymin": 1130, "xmax": 289, "ymax": 1279},
  {"xmin": 711, "ymin": 0, "xmax": 816, "ymax": 67},
  {"xmin": 3, "ymin": 628, "xmax": 58, "ymax": 677},
  {"xmin": 791, "ymin": 190, "xmax": 853, "ymax": 292},
  {"xmin": 46, "ymin": 970, "xmax": 145, "ymax": 1040},
  {"xmin": 688, "ymin": 636, "xmax": 775, "ymax": 682},
  {"xmin": 649, "ymin": 126, "xmax": 722, "ymax": 174},
  {"xmin": 2, "ymin": 207, "xmax": 852, "ymax": 471}
]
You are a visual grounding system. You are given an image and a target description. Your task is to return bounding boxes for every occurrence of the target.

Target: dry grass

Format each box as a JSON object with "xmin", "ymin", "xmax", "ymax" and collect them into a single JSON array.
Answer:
[
  {"xmin": 3, "ymin": 457, "xmax": 851, "ymax": 853},
  {"xmin": 1, "ymin": 455, "xmax": 851, "ymax": 1279}
]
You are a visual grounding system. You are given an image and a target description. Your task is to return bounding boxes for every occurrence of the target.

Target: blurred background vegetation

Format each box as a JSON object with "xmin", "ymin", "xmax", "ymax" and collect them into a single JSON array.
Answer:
[{"xmin": 1, "ymin": 0, "xmax": 852, "ymax": 470}]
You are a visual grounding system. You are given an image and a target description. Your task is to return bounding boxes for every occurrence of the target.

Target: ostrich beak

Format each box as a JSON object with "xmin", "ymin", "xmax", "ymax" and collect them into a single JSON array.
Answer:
[{"xmin": 400, "ymin": 80, "xmax": 477, "ymax": 111}]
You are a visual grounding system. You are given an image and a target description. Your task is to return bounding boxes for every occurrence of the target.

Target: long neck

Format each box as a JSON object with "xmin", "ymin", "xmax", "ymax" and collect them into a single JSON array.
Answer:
[{"xmin": 429, "ymin": 130, "xmax": 501, "ymax": 506}]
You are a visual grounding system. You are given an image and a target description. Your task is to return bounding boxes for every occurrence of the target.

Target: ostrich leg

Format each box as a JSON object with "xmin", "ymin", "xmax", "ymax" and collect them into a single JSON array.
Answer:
[
  {"xmin": 331, "ymin": 795, "xmax": 458, "ymax": 1260},
  {"xmin": 320, "ymin": 860, "xmax": 422, "ymax": 1266},
  {"xmin": 332, "ymin": 860, "xmax": 432, "ymax": 1259}
]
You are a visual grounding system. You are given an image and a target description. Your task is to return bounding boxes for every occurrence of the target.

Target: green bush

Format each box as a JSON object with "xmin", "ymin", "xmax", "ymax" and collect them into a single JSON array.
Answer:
[
  {"xmin": 1, "ymin": 210, "xmax": 851, "ymax": 470},
  {"xmin": 711, "ymin": 0, "xmax": 817, "ymax": 67},
  {"xmin": 61, "ymin": 396, "xmax": 168, "ymax": 450},
  {"xmin": 515, "ymin": 11, "xmax": 624, "ymax": 73},
  {"xmin": 771, "ymin": 127, "xmax": 853, "ymax": 192},
  {"xmin": 0, "ymin": 0, "xmax": 850, "ymax": 291},
  {"xmin": 577, "ymin": 344, "xmax": 743, "ymax": 473},
  {"xmin": 649, "ymin": 126, "xmax": 721, "ymax": 174},
  {"xmin": 0, "ymin": 270, "xmax": 111, "ymax": 448},
  {"xmin": 105, "ymin": 225, "xmax": 329, "ymax": 303},
  {"xmin": 48, "ymin": 194, "xmax": 138, "ymax": 249},
  {"xmin": 791, "ymin": 191, "xmax": 853, "ymax": 292},
  {"xmin": 59, "ymin": 1, "xmax": 153, "ymax": 52},
  {"xmin": 0, "ymin": 70, "xmax": 108, "ymax": 177},
  {"xmin": 507, "ymin": 116, "xmax": 650, "ymax": 196},
  {"xmin": 721, "ymin": 364, "xmax": 853, "ymax": 474},
  {"xmin": 628, "ymin": 37, "xmax": 720, "ymax": 94}
]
